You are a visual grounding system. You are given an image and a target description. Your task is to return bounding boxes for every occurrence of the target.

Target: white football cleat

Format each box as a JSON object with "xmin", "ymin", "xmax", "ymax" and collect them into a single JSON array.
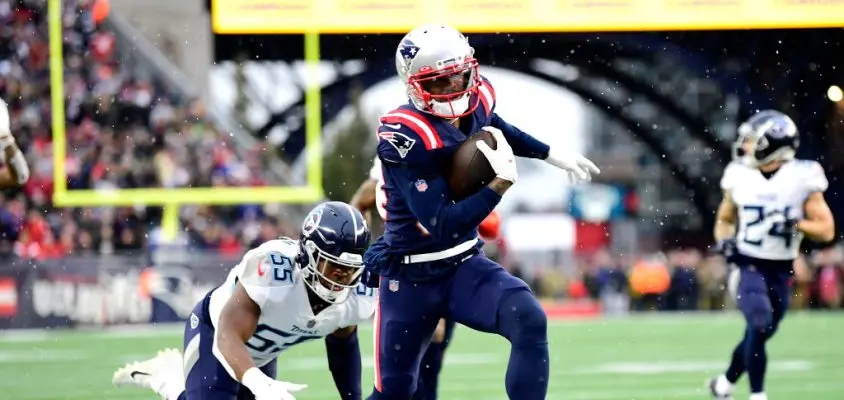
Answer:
[
  {"xmin": 113, "ymin": 348, "xmax": 184, "ymax": 399},
  {"xmin": 707, "ymin": 375, "xmax": 735, "ymax": 400}
]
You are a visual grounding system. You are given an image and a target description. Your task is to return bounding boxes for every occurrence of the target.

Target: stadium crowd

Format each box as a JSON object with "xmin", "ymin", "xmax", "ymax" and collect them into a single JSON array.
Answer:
[
  {"xmin": 528, "ymin": 244, "xmax": 844, "ymax": 312},
  {"xmin": 0, "ymin": 0, "xmax": 840, "ymax": 314},
  {"xmin": 0, "ymin": 0, "xmax": 290, "ymax": 257}
]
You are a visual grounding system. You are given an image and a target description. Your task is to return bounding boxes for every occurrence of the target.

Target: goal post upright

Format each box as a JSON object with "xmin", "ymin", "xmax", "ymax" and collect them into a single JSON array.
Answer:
[{"xmin": 49, "ymin": 0, "xmax": 324, "ymax": 242}]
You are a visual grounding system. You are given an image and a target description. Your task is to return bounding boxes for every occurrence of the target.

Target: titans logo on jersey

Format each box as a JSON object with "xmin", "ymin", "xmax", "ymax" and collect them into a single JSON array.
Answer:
[
  {"xmin": 206, "ymin": 239, "xmax": 377, "ymax": 366},
  {"xmin": 721, "ymin": 159, "xmax": 829, "ymax": 261}
]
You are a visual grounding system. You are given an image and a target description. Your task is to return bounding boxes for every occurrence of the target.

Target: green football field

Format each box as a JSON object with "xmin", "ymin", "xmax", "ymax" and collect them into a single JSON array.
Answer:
[{"xmin": 2, "ymin": 312, "xmax": 843, "ymax": 399}]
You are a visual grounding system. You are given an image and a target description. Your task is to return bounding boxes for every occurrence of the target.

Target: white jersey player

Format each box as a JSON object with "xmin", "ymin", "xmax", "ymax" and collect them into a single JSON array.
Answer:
[
  {"xmin": 709, "ymin": 110, "xmax": 835, "ymax": 400},
  {"xmin": 113, "ymin": 201, "xmax": 376, "ymax": 400}
]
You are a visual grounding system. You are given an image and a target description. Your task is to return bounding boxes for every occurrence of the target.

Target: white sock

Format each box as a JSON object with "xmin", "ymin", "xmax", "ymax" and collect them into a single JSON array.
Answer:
[
  {"xmin": 749, "ymin": 393, "xmax": 767, "ymax": 400},
  {"xmin": 153, "ymin": 376, "xmax": 185, "ymax": 400},
  {"xmin": 714, "ymin": 374, "xmax": 734, "ymax": 395}
]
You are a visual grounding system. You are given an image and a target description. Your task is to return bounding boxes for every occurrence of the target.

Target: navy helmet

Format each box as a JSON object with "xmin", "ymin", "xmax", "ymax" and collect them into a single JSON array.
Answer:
[
  {"xmin": 296, "ymin": 201, "xmax": 371, "ymax": 303},
  {"xmin": 733, "ymin": 110, "xmax": 799, "ymax": 167}
]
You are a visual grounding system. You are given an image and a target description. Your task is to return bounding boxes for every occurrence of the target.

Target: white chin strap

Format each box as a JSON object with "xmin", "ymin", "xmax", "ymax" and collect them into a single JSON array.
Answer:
[
  {"xmin": 430, "ymin": 93, "xmax": 470, "ymax": 117},
  {"xmin": 307, "ymin": 276, "xmax": 350, "ymax": 304}
]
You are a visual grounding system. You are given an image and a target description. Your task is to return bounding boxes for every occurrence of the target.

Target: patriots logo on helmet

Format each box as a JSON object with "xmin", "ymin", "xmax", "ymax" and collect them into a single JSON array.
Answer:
[
  {"xmin": 399, "ymin": 39, "xmax": 420, "ymax": 66},
  {"xmin": 378, "ymin": 131, "xmax": 416, "ymax": 159}
]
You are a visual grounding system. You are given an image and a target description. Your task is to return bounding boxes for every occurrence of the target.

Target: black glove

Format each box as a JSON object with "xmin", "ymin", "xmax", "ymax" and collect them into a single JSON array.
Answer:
[
  {"xmin": 714, "ymin": 238, "xmax": 738, "ymax": 263},
  {"xmin": 770, "ymin": 216, "xmax": 799, "ymax": 237},
  {"xmin": 361, "ymin": 267, "xmax": 380, "ymax": 289}
]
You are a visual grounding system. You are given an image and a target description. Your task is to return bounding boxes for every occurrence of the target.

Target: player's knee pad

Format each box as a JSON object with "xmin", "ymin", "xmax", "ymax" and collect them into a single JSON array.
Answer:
[
  {"xmin": 497, "ymin": 290, "xmax": 548, "ymax": 346},
  {"xmin": 739, "ymin": 292, "xmax": 773, "ymax": 333}
]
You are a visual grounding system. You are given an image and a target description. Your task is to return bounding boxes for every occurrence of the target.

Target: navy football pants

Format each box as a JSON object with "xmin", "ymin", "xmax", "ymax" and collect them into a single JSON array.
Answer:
[
  {"xmin": 370, "ymin": 254, "xmax": 542, "ymax": 399},
  {"xmin": 725, "ymin": 264, "xmax": 792, "ymax": 393},
  {"xmin": 179, "ymin": 293, "xmax": 277, "ymax": 400}
]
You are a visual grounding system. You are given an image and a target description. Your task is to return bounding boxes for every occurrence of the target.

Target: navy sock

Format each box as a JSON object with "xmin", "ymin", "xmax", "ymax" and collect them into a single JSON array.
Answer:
[
  {"xmin": 725, "ymin": 334, "xmax": 747, "ymax": 383},
  {"xmin": 325, "ymin": 331, "xmax": 363, "ymax": 400},
  {"xmin": 177, "ymin": 392, "xmax": 186, "ymax": 400},
  {"xmin": 415, "ymin": 341, "xmax": 446, "ymax": 400},
  {"xmin": 744, "ymin": 327, "xmax": 768, "ymax": 393},
  {"xmin": 497, "ymin": 290, "xmax": 549, "ymax": 400}
]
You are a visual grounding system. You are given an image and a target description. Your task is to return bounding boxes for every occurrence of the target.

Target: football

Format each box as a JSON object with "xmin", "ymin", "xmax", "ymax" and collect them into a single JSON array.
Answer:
[{"xmin": 447, "ymin": 130, "xmax": 497, "ymax": 200}]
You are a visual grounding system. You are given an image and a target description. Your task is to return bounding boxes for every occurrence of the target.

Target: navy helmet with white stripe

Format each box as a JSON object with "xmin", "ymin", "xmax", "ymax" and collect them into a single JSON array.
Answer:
[{"xmin": 296, "ymin": 201, "xmax": 371, "ymax": 303}]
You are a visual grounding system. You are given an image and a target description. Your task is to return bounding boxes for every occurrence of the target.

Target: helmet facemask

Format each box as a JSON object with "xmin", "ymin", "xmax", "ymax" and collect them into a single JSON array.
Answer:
[
  {"xmin": 300, "ymin": 239, "xmax": 364, "ymax": 304},
  {"xmin": 408, "ymin": 58, "xmax": 480, "ymax": 119},
  {"xmin": 734, "ymin": 121, "xmax": 797, "ymax": 168}
]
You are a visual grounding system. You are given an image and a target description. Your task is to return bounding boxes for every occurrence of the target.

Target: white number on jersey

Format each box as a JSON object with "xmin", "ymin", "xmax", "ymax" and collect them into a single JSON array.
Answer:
[
  {"xmin": 208, "ymin": 238, "xmax": 377, "ymax": 367},
  {"xmin": 721, "ymin": 160, "xmax": 829, "ymax": 260}
]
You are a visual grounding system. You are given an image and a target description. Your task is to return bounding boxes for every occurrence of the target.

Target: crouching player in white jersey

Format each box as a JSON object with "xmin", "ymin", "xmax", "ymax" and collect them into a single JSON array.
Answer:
[
  {"xmin": 113, "ymin": 201, "xmax": 377, "ymax": 400},
  {"xmin": 708, "ymin": 110, "xmax": 835, "ymax": 400}
]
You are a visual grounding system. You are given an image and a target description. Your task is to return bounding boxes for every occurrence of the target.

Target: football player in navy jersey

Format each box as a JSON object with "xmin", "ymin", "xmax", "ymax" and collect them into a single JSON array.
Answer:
[
  {"xmin": 708, "ymin": 110, "xmax": 835, "ymax": 400},
  {"xmin": 365, "ymin": 24, "xmax": 599, "ymax": 400},
  {"xmin": 352, "ymin": 157, "xmax": 502, "ymax": 400}
]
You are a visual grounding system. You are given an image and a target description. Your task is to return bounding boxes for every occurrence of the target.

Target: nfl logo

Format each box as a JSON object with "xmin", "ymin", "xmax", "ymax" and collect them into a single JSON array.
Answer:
[
  {"xmin": 415, "ymin": 179, "xmax": 428, "ymax": 192},
  {"xmin": 307, "ymin": 320, "xmax": 316, "ymax": 328},
  {"xmin": 388, "ymin": 279, "xmax": 400, "ymax": 292}
]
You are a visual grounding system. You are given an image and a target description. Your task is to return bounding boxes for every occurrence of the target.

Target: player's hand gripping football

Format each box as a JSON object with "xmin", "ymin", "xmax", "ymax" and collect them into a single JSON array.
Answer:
[
  {"xmin": 544, "ymin": 147, "xmax": 600, "ymax": 183},
  {"xmin": 242, "ymin": 367, "xmax": 308, "ymax": 400},
  {"xmin": 476, "ymin": 126, "xmax": 518, "ymax": 183}
]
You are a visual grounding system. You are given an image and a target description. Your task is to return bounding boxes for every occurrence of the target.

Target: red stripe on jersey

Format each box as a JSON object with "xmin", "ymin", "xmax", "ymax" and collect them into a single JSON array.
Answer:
[
  {"xmin": 374, "ymin": 300, "xmax": 382, "ymax": 392},
  {"xmin": 380, "ymin": 109, "xmax": 442, "ymax": 150},
  {"xmin": 485, "ymin": 80, "xmax": 497, "ymax": 102},
  {"xmin": 478, "ymin": 83, "xmax": 496, "ymax": 118}
]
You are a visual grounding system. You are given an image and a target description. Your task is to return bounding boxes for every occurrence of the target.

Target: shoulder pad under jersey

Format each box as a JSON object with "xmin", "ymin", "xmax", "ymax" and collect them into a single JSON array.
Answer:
[
  {"xmin": 793, "ymin": 159, "xmax": 829, "ymax": 193},
  {"xmin": 348, "ymin": 285, "xmax": 378, "ymax": 323},
  {"xmin": 477, "ymin": 75, "xmax": 497, "ymax": 117},
  {"xmin": 237, "ymin": 238, "xmax": 299, "ymax": 305},
  {"xmin": 719, "ymin": 161, "xmax": 745, "ymax": 192},
  {"xmin": 376, "ymin": 106, "xmax": 442, "ymax": 165}
]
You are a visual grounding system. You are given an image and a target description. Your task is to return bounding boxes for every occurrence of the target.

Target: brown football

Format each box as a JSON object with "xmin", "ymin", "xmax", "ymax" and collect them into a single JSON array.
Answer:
[{"xmin": 447, "ymin": 130, "xmax": 497, "ymax": 200}]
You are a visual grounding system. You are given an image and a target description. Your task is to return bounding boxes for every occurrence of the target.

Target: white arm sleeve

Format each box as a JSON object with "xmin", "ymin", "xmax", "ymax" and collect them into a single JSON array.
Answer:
[{"xmin": 236, "ymin": 249, "xmax": 275, "ymax": 309}]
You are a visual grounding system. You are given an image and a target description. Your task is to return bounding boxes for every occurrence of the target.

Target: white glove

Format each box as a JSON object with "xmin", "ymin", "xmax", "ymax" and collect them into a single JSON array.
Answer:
[
  {"xmin": 544, "ymin": 146, "xmax": 600, "ymax": 183},
  {"xmin": 476, "ymin": 126, "xmax": 518, "ymax": 183},
  {"xmin": 242, "ymin": 367, "xmax": 308, "ymax": 400}
]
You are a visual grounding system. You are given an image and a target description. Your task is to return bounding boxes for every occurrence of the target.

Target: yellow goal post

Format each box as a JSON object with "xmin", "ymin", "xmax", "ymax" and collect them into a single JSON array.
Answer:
[{"xmin": 48, "ymin": 0, "xmax": 324, "ymax": 242}]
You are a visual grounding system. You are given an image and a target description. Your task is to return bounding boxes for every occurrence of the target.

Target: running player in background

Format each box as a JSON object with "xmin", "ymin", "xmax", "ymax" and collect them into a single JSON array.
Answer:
[{"xmin": 709, "ymin": 110, "xmax": 835, "ymax": 400}]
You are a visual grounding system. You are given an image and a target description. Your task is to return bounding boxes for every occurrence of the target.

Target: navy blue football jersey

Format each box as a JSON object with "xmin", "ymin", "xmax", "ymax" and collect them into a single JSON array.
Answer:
[{"xmin": 375, "ymin": 77, "xmax": 550, "ymax": 254}]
